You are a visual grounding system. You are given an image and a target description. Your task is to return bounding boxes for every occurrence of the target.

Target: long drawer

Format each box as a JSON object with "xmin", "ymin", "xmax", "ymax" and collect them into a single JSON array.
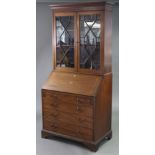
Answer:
[
  {"xmin": 43, "ymin": 119, "xmax": 93, "ymax": 141},
  {"xmin": 43, "ymin": 109, "xmax": 93, "ymax": 129},
  {"xmin": 42, "ymin": 90, "xmax": 93, "ymax": 118}
]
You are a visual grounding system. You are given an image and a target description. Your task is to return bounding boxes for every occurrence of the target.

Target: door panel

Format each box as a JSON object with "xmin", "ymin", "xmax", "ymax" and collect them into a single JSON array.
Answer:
[
  {"xmin": 54, "ymin": 13, "xmax": 77, "ymax": 72},
  {"xmin": 77, "ymin": 12, "xmax": 104, "ymax": 74}
]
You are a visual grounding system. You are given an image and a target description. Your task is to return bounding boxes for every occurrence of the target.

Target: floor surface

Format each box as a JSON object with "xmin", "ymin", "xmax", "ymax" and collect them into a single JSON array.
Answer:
[{"xmin": 36, "ymin": 108, "xmax": 119, "ymax": 155}]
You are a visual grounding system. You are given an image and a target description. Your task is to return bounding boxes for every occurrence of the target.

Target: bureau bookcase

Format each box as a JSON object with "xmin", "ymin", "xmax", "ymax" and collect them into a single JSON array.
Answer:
[{"xmin": 41, "ymin": 2, "xmax": 112, "ymax": 151}]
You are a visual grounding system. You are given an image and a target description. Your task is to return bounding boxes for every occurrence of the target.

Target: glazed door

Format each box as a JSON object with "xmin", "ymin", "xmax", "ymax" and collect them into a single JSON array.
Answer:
[
  {"xmin": 77, "ymin": 12, "xmax": 104, "ymax": 74},
  {"xmin": 54, "ymin": 12, "xmax": 77, "ymax": 72}
]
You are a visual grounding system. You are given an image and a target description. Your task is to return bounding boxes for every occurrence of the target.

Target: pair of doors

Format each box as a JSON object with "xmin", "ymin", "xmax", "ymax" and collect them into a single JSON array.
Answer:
[{"xmin": 53, "ymin": 11, "xmax": 104, "ymax": 75}]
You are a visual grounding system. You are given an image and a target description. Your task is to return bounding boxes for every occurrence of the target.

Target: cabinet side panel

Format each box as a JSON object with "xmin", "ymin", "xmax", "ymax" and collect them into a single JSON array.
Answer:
[
  {"xmin": 94, "ymin": 73, "xmax": 112, "ymax": 141},
  {"xmin": 104, "ymin": 73, "xmax": 112, "ymax": 131},
  {"xmin": 104, "ymin": 5, "xmax": 112, "ymax": 74}
]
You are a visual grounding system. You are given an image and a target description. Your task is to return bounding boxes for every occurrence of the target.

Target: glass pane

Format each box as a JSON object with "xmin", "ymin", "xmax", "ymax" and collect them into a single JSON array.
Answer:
[
  {"xmin": 56, "ymin": 16, "xmax": 74, "ymax": 68},
  {"xmin": 80, "ymin": 14, "xmax": 101, "ymax": 70}
]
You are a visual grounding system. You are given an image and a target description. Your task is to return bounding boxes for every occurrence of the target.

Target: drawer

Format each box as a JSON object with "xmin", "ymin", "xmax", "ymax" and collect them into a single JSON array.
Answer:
[
  {"xmin": 42, "ymin": 92, "xmax": 76, "ymax": 114},
  {"xmin": 42, "ymin": 90, "xmax": 76, "ymax": 104},
  {"xmin": 43, "ymin": 110, "xmax": 93, "ymax": 129},
  {"xmin": 43, "ymin": 120, "xmax": 93, "ymax": 141},
  {"xmin": 44, "ymin": 104, "xmax": 93, "ymax": 118},
  {"xmin": 44, "ymin": 121, "xmax": 77, "ymax": 137},
  {"xmin": 42, "ymin": 94, "xmax": 93, "ymax": 118},
  {"xmin": 43, "ymin": 101, "xmax": 75, "ymax": 114}
]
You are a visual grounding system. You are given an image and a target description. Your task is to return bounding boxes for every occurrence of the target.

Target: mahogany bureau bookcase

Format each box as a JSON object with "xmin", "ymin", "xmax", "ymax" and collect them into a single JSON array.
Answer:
[{"xmin": 41, "ymin": 2, "xmax": 112, "ymax": 151}]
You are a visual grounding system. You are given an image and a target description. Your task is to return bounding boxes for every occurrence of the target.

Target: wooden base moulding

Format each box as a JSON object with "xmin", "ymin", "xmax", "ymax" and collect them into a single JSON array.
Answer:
[{"xmin": 41, "ymin": 129, "xmax": 112, "ymax": 152}]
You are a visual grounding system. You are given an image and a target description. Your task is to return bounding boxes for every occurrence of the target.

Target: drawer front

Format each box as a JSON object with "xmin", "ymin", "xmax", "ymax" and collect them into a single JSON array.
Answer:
[
  {"xmin": 43, "ymin": 120, "xmax": 93, "ymax": 141},
  {"xmin": 43, "ymin": 90, "xmax": 76, "ymax": 104},
  {"xmin": 42, "ymin": 90, "xmax": 93, "ymax": 118},
  {"xmin": 43, "ymin": 109, "xmax": 93, "ymax": 129},
  {"xmin": 42, "ymin": 90, "xmax": 94, "ymax": 141},
  {"xmin": 42, "ymin": 91, "xmax": 76, "ymax": 114}
]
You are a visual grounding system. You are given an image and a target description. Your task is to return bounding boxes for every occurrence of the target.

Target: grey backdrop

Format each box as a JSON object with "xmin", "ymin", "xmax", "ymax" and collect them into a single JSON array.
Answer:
[{"xmin": 36, "ymin": 1, "xmax": 119, "ymax": 154}]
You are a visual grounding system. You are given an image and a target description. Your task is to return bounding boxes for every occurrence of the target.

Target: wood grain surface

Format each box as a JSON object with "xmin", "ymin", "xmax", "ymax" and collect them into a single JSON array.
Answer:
[{"xmin": 42, "ymin": 72, "xmax": 102, "ymax": 96}]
